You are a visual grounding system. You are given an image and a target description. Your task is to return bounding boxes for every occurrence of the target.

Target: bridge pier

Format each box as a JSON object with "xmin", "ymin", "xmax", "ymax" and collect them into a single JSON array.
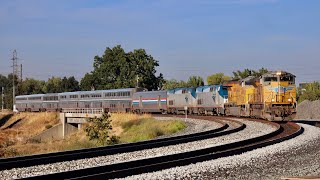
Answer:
[
  {"xmin": 60, "ymin": 113, "xmax": 66, "ymax": 138},
  {"xmin": 59, "ymin": 108, "xmax": 104, "ymax": 139}
]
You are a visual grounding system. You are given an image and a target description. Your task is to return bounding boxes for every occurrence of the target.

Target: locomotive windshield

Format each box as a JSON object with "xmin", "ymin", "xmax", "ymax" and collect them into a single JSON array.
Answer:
[
  {"xmin": 263, "ymin": 74, "xmax": 295, "ymax": 85},
  {"xmin": 280, "ymin": 75, "xmax": 295, "ymax": 84},
  {"xmin": 264, "ymin": 77, "xmax": 277, "ymax": 82}
]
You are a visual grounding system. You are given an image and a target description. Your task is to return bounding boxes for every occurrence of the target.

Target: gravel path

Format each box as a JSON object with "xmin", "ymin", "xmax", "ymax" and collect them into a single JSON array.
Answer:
[
  {"xmin": 124, "ymin": 123, "xmax": 320, "ymax": 180},
  {"xmin": 0, "ymin": 119, "xmax": 276, "ymax": 179}
]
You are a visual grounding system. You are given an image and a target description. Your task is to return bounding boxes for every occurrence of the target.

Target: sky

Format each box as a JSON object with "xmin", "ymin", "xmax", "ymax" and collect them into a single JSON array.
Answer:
[{"xmin": 0, "ymin": 0, "xmax": 319, "ymax": 85}]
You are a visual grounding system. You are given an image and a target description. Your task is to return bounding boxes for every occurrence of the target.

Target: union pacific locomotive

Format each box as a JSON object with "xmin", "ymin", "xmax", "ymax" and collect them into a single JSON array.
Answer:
[{"xmin": 15, "ymin": 71, "xmax": 297, "ymax": 120}]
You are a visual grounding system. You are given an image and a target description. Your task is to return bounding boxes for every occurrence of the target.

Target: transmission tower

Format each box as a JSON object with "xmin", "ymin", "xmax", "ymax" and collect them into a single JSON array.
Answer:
[{"xmin": 11, "ymin": 49, "xmax": 22, "ymax": 111}]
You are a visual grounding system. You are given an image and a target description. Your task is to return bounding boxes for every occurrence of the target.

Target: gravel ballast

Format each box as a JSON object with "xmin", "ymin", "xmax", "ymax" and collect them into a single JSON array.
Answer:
[
  {"xmin": 296, "ymin": 100, "xmax": 320, "ymax": 120},
  {"xmin": 0, "ymin": 118, "xmax": 275, "ymax": 179},
  {"xmin": 124, "ymin": 123, "xmax": 320, "ymax": 180}
]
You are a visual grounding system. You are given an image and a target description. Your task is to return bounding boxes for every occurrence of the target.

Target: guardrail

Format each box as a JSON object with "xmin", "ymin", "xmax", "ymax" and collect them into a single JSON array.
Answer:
[{"xmin": 62, "ymin": 108, "xmax": 104, "ymax": 114}]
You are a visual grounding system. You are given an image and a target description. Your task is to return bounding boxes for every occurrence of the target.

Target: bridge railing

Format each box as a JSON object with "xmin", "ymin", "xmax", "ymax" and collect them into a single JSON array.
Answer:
[{"xmin": 62, "ymin": 108, "xmax": 104, "ymax": 114}]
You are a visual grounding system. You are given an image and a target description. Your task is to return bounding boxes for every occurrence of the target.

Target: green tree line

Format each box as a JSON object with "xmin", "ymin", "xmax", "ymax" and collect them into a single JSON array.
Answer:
[
  {"xmin": 0, "ymin": 74, "xmax": 80, "ymax": 110},
  {"xmin": 297, "ymin": 82, "xmax": 320, "ymax": 103}
]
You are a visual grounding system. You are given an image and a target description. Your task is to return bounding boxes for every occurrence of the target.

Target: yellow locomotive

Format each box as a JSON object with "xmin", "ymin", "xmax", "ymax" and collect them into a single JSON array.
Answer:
[{"xmin": 225, "ymin": 71, "xmax": 297, "ymax": 120}]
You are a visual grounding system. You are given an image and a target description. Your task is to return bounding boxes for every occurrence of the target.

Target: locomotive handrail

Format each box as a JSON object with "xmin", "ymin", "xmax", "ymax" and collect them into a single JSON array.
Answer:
[{"xmin": 62, "ymin": 108, "xmax": 104, "ymax": 114}]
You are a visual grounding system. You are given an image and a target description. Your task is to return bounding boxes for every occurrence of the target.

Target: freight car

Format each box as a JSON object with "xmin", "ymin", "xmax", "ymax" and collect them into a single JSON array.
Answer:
[{"xmin": 224, "ymin": 71, "xmax": 296, "ymax": 120}]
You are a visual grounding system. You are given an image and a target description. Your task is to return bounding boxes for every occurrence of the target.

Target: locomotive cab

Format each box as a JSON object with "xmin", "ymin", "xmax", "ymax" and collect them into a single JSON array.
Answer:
[{"xmin": 261, "ymin": 71, "xmax": 297, "ymax": 120}]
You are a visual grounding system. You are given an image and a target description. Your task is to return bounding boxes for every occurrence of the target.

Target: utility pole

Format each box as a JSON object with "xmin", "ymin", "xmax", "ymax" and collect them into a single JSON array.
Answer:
[
  {"xmin": 1, "ymin": 87, "xmax": 4, "ymax": 111},
  {"xmin": 20, "ymin": 64, "xmax": 23, "ymax": 83},
  {"xmin": 136, "ymin": 75, "xmax": 139, "ymax": 88},
  {"xmin": 136, "ymin": 65, "xmax": 139, "ymax": 88}
]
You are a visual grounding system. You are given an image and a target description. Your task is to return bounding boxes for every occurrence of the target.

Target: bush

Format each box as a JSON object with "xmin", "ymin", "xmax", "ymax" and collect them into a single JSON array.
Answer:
[
  {"xmin": 85, "ymin": 113, "xmax": 119, "ymax": 146},
  {"xmin": 0, "ymin": 147, "xmax": 19, "ymax": 158},
  {"xmin": 45, "ymin": 124, "xmax": 53, "ymax": 129},
  {"xmin": 0, "ymin": 139, "xmax": 16, "ymax": 148}
]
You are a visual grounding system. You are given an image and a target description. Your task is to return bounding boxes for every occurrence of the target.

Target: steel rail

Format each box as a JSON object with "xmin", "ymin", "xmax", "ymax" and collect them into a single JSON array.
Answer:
[
  {"xmin": 27, "ymin": 121, "xmax": 302, "ymax": 179},
  {"xmin": 0, "ymin": 118, "xmax": 242, "ymax": 171}
]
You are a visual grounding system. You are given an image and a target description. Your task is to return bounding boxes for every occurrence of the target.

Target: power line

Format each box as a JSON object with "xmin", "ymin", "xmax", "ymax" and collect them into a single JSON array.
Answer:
[{"xmin": 1, "ymin": 87, "xmax": 4, "ymax": 111}]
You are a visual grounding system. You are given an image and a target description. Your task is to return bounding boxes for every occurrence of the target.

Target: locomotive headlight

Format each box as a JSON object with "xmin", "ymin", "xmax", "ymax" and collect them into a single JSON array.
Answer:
[
  {"xmin": 271, "ymin": 99, "xmax": 275, "ymax": 102},
  {"xmin": 288, "ymin": 98, "xmax": 292, "ymax": 102}
]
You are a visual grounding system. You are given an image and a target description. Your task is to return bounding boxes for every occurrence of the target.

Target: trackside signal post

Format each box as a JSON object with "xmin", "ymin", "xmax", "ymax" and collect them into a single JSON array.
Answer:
[{"xmin": 184, "ymin": 106, "xmax": 188, "ymax": 120}]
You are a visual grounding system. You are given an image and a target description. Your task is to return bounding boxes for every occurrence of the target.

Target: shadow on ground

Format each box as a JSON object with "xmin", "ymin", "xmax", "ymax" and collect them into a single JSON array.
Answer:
[{"xmin": 0, "ymin": 114, "xmax": 14, "ymax": 128}]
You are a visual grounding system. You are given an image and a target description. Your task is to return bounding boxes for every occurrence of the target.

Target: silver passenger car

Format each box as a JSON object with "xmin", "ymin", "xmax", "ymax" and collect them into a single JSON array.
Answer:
[
  {"xmin": 132, "ymin": 90, "xmax": 167, "ymax": 113},
  {"xmin": 15, "ymin": 94, "xmax": 44, "ymax": 112},
  {"xmin": 58, "ymin": 88, "xmax": 139, "ymax": 112}
]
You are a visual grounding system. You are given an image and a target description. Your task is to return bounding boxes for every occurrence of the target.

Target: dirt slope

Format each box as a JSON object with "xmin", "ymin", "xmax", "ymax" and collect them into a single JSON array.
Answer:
[{"xmin": 0, "ymin": 112, "xmax": 59, "ymax": 148}]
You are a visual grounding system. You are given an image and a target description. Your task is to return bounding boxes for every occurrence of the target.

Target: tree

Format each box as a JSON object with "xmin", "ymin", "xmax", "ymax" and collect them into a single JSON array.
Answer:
[
  {"xmin": 207, "ymin": 73, "xmax": 231, "ymax": 85},
  {"xmin": 162, "ymin": 79, "xmax": 188, "ymax": 90},
  {"xmin": 0, "ymin": 74, "xmax": 10, "ymax": 109},
  {"xmin": 80, "ymin": 45, "xmax": 163, "ymax": 91},
  {"xmin": 43, "ymin": 77, "xmax": 62, "ymax": 93},
  {"xmin": 61, "ymin": 76, "xmax": 80, "ymax": 92},
  {"xmin": 187, "ymin": 76, "xmax": 204, "ymax": 87},
  {"xmin": 298, "ymin": 81, "xmax": 320, "ymax": 103},
  {"xmin": 232, "ymin": 68, "xmax": 268, "ymax": 80},
  {"xmin": 80, "ymin": 73, "xmax": 96, "ymax": 91},
  {"xmin": 0, "ymin": 74, "xmax": 19, "ymax": 110},
  {"xmin": 232, "ymin": 69, "xmax": 252, "ymax": 80},
  {"xmin": 85, "ymin": 113, "xmax": 119, "ymax": 146},
  {"xmin": 252, "ymin": 68, "xmax": 269, "ymax": 77},
  {"xmin": 20, "ymin": 78, "xmax": 45, "ymax": 95}
]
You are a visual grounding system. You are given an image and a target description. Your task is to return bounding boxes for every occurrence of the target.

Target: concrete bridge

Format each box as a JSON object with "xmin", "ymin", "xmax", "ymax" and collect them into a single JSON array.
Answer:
[
  {"xmin": 33, "ymin": 108, "xmax": 105, "ymax": 141},
  {"xmin": 60, "ymin": 108, "xmax": 105, "ymax": 138}
]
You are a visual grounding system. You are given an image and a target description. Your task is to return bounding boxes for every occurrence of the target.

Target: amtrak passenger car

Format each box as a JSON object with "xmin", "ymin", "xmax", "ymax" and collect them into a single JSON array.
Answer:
[
  {"xmin": 15, "ymin": 88, "xmax": 142, "ymax": 112},
  {"xmin": 15, "ymin": 94, "xmax": 45, "ymax": 112},
  {"xmin": 132, "ymin": 91, "xmax": 167, "ymax": 113}
]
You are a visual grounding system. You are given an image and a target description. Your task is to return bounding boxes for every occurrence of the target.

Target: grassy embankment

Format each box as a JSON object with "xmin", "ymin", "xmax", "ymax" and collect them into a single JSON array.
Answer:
[
  {"xmin": 0, "ymin": 113, "xmax": 186, "ymax": 157},
  {"xmin": 0, "ymin": 112, "xmax": 60, "ymax": 157}
]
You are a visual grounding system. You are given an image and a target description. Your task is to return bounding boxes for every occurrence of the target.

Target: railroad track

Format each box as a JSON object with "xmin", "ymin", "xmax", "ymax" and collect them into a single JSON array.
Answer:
[
  {"xmin": 15, "ymin": 117, "xmax": 302, "ymax": 179},
  {"xmin": 0, "ymin": 117, "xmax": 242, "ymax": 171}
]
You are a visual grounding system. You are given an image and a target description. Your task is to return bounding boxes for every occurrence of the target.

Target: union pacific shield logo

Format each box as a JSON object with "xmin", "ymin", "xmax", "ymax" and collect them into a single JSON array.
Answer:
[{"xmin": 268, "ymin": 86, "xmax": 293, "ymax": 93}]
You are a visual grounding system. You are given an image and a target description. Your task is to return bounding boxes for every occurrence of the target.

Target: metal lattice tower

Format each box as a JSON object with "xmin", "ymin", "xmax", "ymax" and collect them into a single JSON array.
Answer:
[{"xmin": 11, "ymin": 49, "xmax": 22, "ymax": 109}]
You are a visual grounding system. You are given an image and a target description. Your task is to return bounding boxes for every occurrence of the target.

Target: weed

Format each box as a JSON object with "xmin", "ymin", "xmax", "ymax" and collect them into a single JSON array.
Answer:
[
  {"xmin": 0, "ymin": 147, "xmax": 19, "ymax": 158},
  {"xmin": 45, "ymin": 124, "xmax": 53, "ymax": 129}
]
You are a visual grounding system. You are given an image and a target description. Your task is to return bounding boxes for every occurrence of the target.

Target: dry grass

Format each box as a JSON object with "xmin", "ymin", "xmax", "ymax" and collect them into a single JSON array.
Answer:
[
  {"xmin": 11, "ymin": 129, "xmax": 95, "ymax": 156},
  {"xmin": 0, "ymin": 112, "xmax": 186, "ymax": 158},
  {"xmin": 0, "ymin": 112, "xmax": 59, "ymax": 138},
  {"xmin": 0, "ymin": 112, "xmax": 60, "ymax": 157}
]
